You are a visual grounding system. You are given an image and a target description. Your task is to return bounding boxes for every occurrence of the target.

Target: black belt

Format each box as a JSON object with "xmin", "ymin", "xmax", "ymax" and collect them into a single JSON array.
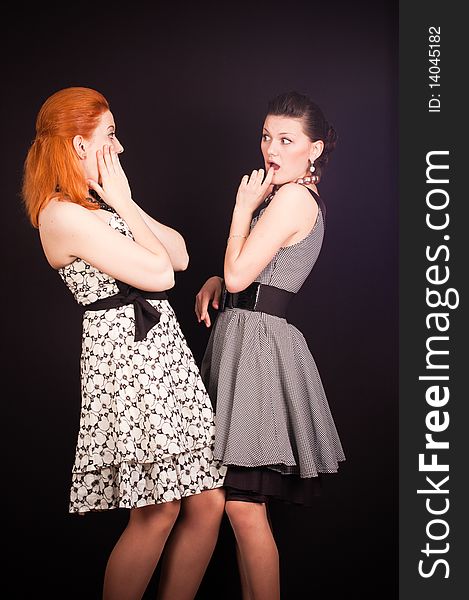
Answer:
[
  {"xmin": 83, "ymin": 280, "xmax": 168, "ymax": 342},
  {"xmin": 220, "ymin": 281, "xmax": 294, "ymax": 319}
]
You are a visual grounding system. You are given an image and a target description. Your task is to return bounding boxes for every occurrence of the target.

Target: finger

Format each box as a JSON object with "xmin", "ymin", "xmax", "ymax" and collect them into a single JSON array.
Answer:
[
  {"xmin": 108, "ymin": 145, "xmax": 118, "ymax": 174},
  {"xmin": 261, "ymin": 166, "xmax": 275, "ymax": 191},
  {"xmin": 200, "ymin": 296, "xmax": 210, "ymax": 316},
  {"xmin": 196, "ymin": 291, "xmax": 207, "ymax": 314},
  {"xmin": 212, "ymin": 289, "xmax": 221, "ymax": 309},
  {"xmin": 255, "ymin": 168, "xmax": 265, "ymax": 185},
  {"xmin": 110, "ymin": 148, "xmax": 120, "ymax": 172},
  {"xmin": 240, "ymin": 174, "xmax": 249, "ymax": 187},
  {"xmin": 102, "ymin": 145, "xmax": 115, "ymax": 174},
  {"xmin": 204, "ymin": 314, "xmax": 212, "ymax": 327},
  {"xmin": 99, "ymin": 146, "xmax": 110, "ymax": 175},
  {"xmin": 87, "ymin": 178, "xmax": 105, "ymax": 197},
  {"xmin": 195, "ymin": 295, "xmax": 205, "ymax": 321},
  {"xmin": 247, "ymin": 169, "xmax": 258, "ymax": 186},
  {"xmin": 96, "ymin": 149, "xmax": 108, "ymax": 178},
  {"xmin": 113, "ymin": 151, "xmax": 125, "ymax": 174},
  {"xmin": 264, "ymin": 165, "xmax": 274, "ymax": 182}
]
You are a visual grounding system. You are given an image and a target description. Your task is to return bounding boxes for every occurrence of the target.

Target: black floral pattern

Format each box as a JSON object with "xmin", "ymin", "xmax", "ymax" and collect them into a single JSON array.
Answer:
[{"xmin": 59, "ymin": 213, "xmax": 226, "ymax": 513}]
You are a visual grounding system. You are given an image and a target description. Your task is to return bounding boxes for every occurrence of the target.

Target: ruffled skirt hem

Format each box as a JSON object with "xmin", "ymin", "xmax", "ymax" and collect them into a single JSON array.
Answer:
[
  {"xmin": 213, "ymin": 454, "xmax": 345, "ymax": 478},
  {"xmin": 223, "ymin": 465, "xmax": 328, "ymax": 506},
  {"xmin": 202, "ymin": 309, "xmax": 346, "ymax": 479},
  {"xmin": 69, "ymin": 447, "xmax": 227, "ymax": 514}
]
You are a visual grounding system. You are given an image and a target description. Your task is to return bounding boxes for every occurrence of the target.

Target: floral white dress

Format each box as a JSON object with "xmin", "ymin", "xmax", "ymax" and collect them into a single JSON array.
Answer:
[{"xmin": 58, "ymin": 210, "xmax": 226, "ymax": 513}]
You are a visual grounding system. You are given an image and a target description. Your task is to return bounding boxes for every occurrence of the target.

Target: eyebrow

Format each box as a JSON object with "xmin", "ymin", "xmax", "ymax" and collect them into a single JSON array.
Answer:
[
  {"xmin": 263, "ymin": 128, "xmax": 295, "ymax": 136},
  {"xmin": 107, "ymin": 125, "xmax": 115, "ymax": 131}
]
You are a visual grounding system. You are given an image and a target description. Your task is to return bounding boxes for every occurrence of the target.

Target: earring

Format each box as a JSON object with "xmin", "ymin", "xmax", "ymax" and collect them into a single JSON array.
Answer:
[{"xmin": 295, "ymin": 159, "xmax": 319, "ymax": 185}]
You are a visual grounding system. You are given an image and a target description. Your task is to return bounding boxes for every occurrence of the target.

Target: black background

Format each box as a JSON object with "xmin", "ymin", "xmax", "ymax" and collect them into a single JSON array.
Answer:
[{"xmin": 2, "ymin": 1, "xmax": 397, "ymax": 598}]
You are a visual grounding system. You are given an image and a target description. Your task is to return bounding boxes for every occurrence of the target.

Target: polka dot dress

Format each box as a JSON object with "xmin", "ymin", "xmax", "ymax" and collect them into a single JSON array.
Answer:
[
  {"xmin": 58, "ymin": 212, "xmax": 226, "ymax": 514},
  {"xmin": 201, "ymin": 189, "xmax": 345, "ymax": 488}
]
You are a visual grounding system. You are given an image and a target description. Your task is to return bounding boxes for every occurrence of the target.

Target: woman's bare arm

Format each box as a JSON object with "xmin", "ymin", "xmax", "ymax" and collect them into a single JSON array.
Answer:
[
  {"xmin": 224, "ymin": 183, "xmax": 318, "ymax": 293},
  {"xmin": 39, "ymin": 201, "xmax": 175, "ymax": 291},
  {"xmin": 134, "ymin": 203, "xmax": 189, "ymax": 272}
]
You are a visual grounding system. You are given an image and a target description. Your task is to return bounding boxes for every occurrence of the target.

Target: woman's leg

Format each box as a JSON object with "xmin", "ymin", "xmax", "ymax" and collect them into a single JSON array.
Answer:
[
  {"xmin": 236, "ymin": 541, "xmax": 253, "ymax": 600},
  {"xmin": 102, "ymin": 500, "xmax": 181, "ymax": 600},
  {"xmin": 225, "ymin": 500, "xmax": 280, "ymax": 600},
  {"xmin": 156, "ymin": 488, "xmax": 226, "ymax": 600}
]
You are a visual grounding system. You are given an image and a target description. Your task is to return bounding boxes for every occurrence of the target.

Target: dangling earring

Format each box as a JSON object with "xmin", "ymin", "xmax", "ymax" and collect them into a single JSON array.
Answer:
[
  {"xmin": 308, "ymin": 159, "xmax": 319, "ymax": 183},
  {"xmin": 295, "ymin": 159, "xmax": 320, "ymax": 185},
  {"xmin": 295, "ymin": 160, "xmax": 319, "ymax": 185}
]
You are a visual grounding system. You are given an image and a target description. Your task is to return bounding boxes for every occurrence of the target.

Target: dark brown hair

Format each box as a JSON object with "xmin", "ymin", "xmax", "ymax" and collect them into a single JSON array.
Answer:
[{"xmin": 266, "ymin": 91, "xmax": 338, "ymax": 181}]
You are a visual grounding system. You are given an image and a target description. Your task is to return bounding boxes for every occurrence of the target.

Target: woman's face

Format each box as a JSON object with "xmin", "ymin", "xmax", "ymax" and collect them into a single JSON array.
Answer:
[
  {"xmin": 80, "ymin": 110, "xmax": 124, "ymax": 182},
  {"xmin": 260, "ymin": 115, "xmax": 320, "ymax": 185}
]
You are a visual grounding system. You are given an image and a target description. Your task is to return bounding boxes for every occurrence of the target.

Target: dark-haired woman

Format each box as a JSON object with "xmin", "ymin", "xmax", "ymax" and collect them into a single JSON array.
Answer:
[{"xmin": 195, "ymin": 91, "xmax": 345, "ymax": 599}]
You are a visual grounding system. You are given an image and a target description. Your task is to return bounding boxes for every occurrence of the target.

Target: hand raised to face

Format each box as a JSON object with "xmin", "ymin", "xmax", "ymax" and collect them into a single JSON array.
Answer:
[
  {"xmin": 87, "ymin": 144, "xmax": 132, "ymax": 211},
  {"xmin": 235, "ymin": 167, "xmax": 274, "ymax": 212}
]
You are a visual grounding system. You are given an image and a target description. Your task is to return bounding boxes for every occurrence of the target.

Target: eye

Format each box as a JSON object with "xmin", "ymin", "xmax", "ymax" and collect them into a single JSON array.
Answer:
[
  {"xmin": 281, "ymin": 138, "xmax": 292, "ymax": 145},
  {"xmin": 262, "ymin": 134, "xmax": 271, "ymax": 142},
  {"xmin": 109, "ymin": 132, "xmax": 116, "ymax": 139}
]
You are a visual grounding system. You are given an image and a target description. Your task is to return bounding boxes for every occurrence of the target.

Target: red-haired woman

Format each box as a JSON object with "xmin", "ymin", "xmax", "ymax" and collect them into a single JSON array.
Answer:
[{"xmin": 22, "ymin": 87, "xmax": 226, "ymax": 600}]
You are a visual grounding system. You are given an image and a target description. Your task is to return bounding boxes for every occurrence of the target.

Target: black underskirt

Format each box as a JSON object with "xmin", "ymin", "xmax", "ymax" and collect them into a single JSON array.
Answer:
[{"xmin": 223, "ymin": 465, "xmax": 323, "ymax": 506}]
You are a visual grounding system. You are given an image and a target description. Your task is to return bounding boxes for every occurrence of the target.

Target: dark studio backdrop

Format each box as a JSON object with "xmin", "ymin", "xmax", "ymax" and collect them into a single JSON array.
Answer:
[{"xmin": 2, "ymin": 1, "xmax": 397, "ymax": 598}]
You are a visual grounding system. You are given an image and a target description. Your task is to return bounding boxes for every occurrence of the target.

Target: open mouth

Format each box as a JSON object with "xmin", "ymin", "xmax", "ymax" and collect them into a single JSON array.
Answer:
[{"xmin": 269, "ymin": 162, "xmax": 280, "ymax": 171}]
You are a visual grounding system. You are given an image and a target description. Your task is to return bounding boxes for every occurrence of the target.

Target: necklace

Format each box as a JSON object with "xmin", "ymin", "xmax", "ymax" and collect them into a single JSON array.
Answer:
[
  {"xmin": 265, "ymin": 176, "xmax": 318, "ymax": 204},
  {"xmin": 295, "ymin": 175, "xmax": 319, "ymax": 185},
  {"xmin": 87, "ymin": 189, "xmax": 116, "ymax": 213},
  {"xmin": 263, "ymin": 185, "xmax": 280, "ymax": 205}
]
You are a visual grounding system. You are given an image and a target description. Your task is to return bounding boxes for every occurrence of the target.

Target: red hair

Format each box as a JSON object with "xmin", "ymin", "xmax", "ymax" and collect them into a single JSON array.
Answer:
[{"xmin": 22, "ymin": 86, "xmax": 110, "ymax": 228}]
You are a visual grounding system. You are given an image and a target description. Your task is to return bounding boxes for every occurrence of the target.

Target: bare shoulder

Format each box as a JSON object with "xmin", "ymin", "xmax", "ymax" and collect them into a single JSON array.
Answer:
[
  {"xmin": 39, "ymin": 199, "xmax": 95, "ymax": 234},
  {"xmin": 38, "ymin": 200, "xmax": 105, "ymax": 265},
  {"xmin": 269, "ymin": 183, "xmax": 319, "ymax": 215},
  {"xmin": 38, "ymin": 200, "xmax": 116, "ymax": 269}
]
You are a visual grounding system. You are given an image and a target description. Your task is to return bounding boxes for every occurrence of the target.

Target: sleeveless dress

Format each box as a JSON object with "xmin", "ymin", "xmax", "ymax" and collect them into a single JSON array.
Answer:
[
  {"xmin": 58, "ymin": 209, "xmax": 226, "ymax": 514},
  {"xmin": 201, "ymin": 188, "xmax": 345, "ymax": 504}
]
